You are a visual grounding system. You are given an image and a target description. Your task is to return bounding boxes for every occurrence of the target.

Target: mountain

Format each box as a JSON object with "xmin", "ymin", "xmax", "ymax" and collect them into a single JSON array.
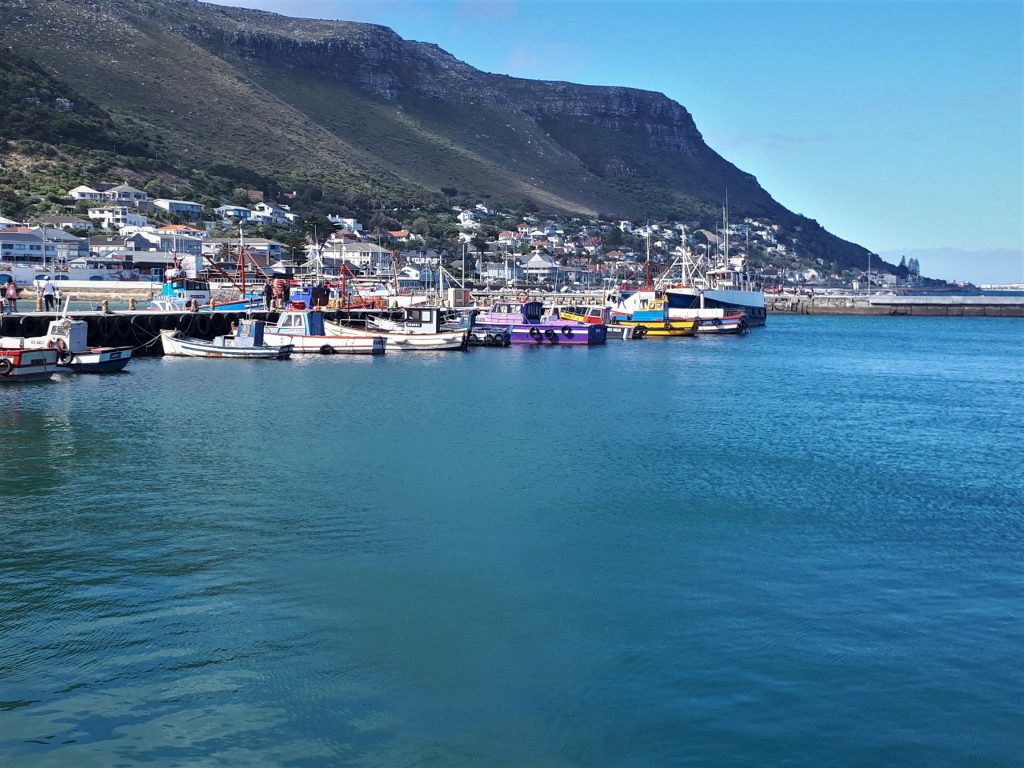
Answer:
[{"xmin": 0, "ymin": 0, "xmax": 878, "ymax": 269}]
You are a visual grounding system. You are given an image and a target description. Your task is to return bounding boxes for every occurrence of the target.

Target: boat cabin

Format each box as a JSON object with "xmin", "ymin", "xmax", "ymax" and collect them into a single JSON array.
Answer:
[
  {"xmin": 45, "ymin": 319, "xmax": 89, "ymax": 353},
  {"xmin": 288, "ymin": 285, "xmax": 330, "ymax": 309},
  {"xmin": 217, "ymin": 318, "xmax": 265, "ymax": 348},
  {"xmin": 270, "ymin": 310, "xmax": 328, "ymax": 336},
  {"xmin": 487, "ymin": 301, "xmax": 544, "ymax": 323},
  {"xmin": 369, "ymin": 305, "xmax": 446, "ymax": 334},
  {"xmin": 559, "ymin": 305, "xmax": 608, "ymax": 324}
]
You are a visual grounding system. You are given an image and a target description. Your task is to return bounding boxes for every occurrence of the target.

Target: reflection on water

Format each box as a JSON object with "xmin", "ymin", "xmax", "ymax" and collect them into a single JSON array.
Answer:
[{"xmin": 1, "ymin": 317, "xmax": 1022, "ymax": 766}]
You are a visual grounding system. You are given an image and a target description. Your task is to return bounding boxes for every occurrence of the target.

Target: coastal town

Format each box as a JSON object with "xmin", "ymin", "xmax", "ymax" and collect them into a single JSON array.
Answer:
[{"xmin": 0, "ymin": 179, "xmax": 937, "ymax": 295}]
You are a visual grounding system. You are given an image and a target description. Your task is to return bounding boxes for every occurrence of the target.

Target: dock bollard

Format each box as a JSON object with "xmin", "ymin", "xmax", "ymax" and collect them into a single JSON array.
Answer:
[
  {"xmin": 190, "ymin": 299, "xmax": 198, "ymax": 312},
  {"xmin": 101, "ymin": 299, "xmax": 110, "ymax": 314},
  {"xmin": 211, "ymin": 299, "xmax": 217, "ymax": 311},
  {"xmin": 129, "ymin": 297, "xmax": 137, "ymax": 310},
  {"xmin": 36, "ymin": 296, "xmax": 43, "ymax": 311}
]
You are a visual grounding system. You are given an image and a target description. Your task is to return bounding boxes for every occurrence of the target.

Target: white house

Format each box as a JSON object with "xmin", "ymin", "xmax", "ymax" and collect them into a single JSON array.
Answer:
[
  {"xmin": 250, "ymin": 202, "xmax": 291, "ymax": 227},
  {"xmin": 522, "ymin": 251, "xmax": 560, "ymax": 282},
  {"xmin": 215, "ymin": 205, "xmax": 252, "ymax": 221},
  {"xmin": 87, "ymin": 206, "xmax": 148, "ymax": 230},
  {"xmin": 104, "ymin": 184, "xmax": 149, "ymax": 206},
  {"xmin": 327, "ymin": 216, "xmax": 363, "ymax": 231},
  {"xmin": 457, "ymin": 210, "xmax": 479, "ymax": 230},
  {"xmin": 67, "ymin": 185, "xmax": 105, "ymax": 202},
  {"xmin": 153, "ymin": 199, "xmax": 204, "ymax": 218},
  {"xmin": 320, "ymin": 242, "xmax": 392, "ymax": 273}
]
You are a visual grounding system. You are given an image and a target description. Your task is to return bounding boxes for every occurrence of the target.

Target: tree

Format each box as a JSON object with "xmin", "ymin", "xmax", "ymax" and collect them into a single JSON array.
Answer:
[
  {"xmin": 603, "ymin": 226, "xmax": 624, "ymax": 249},
  {"xmin": 411, "ymin": 217, "xmax": 430, "ymax": 237},
  {"xmin": 298, "ymin": 212, "xmax": 335, "ymax": 249}
]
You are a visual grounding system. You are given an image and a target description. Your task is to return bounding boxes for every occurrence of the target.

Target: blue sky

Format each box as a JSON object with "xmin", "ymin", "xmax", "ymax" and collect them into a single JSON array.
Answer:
[{"xmin": 205, "ymin": 0, "xmax": 1023, "ymax": 283}]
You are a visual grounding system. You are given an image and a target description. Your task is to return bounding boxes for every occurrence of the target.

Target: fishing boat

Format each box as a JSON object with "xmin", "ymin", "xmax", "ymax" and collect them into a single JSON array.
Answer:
[
  {"xmin": 691, "ymin": 312, "xmax": 749, "ymax": 334},
  {"xmin": 160, "ymin": 318, "xmax": 292, "ymax": 359},
  {"xmin": 0, "ymin": 347, "xmax": 59, "ymax": 382},
  {"xmin": 475, "ymin": 300, "xmax": 606, "ymax": 345},
  {"xmin": 0, "ymin": 315, "xmax": 132, "ymax": 373},
  {"xmin": 600, "ymin": 294, "xmax": 698, "ymax": 337},
  {"xmin": 325, "ymin": 306, "xmax": 468, "ymax": 351},
  {"xmin": 559, "ymin": 305, "xmax": 647, "ymax": 340},
  {"xmin": 264, "ymin": 309, "xmax": 385, "ymax": 354},
  {"xmin": 660, "ymin": 203, "xmax": 765, "ymax": 327},
  {"xmin": 662, "ymin": 261, "xmax": 764, "ymax": 329}
]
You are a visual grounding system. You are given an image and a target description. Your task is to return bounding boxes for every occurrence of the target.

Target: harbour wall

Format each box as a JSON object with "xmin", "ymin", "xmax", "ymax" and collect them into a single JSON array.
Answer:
[{"xmin": 767, "ymin": 294, "xmax": 1024, "ymax": 317}]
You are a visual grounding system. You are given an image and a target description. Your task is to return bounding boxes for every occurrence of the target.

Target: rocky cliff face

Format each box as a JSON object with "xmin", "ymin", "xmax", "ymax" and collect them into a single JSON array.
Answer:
[
  {"xmin": 179, "ymin": 17, "xmax": 714, "ymax": 181},
  {"xmin": 0, "ymin": 0, "xmax": 874, "ymax": 266}
]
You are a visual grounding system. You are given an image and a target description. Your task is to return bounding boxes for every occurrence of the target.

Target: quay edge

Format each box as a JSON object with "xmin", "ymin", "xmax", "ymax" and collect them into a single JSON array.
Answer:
[{"xmin": 767, "ymin": 293, "xmax": 1024, "ymax": 318}]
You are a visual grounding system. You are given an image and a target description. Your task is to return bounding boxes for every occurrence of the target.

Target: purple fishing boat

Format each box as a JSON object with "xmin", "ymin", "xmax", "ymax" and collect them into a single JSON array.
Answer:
[{"xmin": 474, "ymin": 300, "xmax": 606, "ymax": 345}]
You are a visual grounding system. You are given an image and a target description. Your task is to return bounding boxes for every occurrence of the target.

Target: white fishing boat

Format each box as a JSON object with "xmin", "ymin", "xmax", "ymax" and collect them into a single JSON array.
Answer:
[
  {"xmin": 660, "ymin": 203, "xmax": 766, "ymax": 327},
  {"xmin": 325, "ymin": 306, "xmax": 468, "ymax": 351},
  {"xmin": 160, "ymin": 318, "xmax": 292, "ymax": 359},
  {"xmin": 0, "ymin": 313, "xmax": 132, "ymax": 373},
  {"xmin": 662, "ymin": 261, "xmax": 765, "ymax": 328},
  {"xmin": 264, "ymin": 309, "xmax": 385, "ymax": 354}
]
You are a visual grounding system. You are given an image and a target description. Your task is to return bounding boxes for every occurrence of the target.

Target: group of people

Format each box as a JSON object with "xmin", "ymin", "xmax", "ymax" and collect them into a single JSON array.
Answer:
[
  {"xmin": 3, "ymin": 277, "xmax": 62, "ymax": 314},
  {"xmin": 262, "ymin": 278, "xmax": 291, "ymax": 310}
]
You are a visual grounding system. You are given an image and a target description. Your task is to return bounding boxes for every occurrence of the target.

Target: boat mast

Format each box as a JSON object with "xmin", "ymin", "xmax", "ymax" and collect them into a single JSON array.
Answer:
[
  {"xmin": 723, "ymin": 190, "xmax": 729, "ymax": 267},
  {"xmin": 645, "ymin": 223, "xmax": 652, "ymax": 289},
  {"xmin": 239, "ymin": 225, "xmax": 246, "ymax": 302}
]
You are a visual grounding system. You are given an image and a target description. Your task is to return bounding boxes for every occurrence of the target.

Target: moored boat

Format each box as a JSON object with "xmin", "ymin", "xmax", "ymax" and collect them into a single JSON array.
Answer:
[
  {"xmin": 0, "ymin": 317, "xmax": 132, "ymax": 373},
  {"xmin": 160, "ymin": 318, "xmax": 292, "ymax": 359},
  {"xmin": 593, "ymin": 295, "xmax": 698, "ymax": 337},
  {"xmin": 475, "ymin": 300, "xmax": 606, "ymax": 345},
  {"xmin": 0, "ymin": 347, "xmax": 59, "ymax": 382},
  {"xmin": 265, "ymin": 309, "xmax": 385, "ymax": 354},
  {"xmin": 325, "ymin": 306, "xmax": 468, "ymax": 351},
  {"xmin": 694, "ymin": 312, "xmax": 749, "ymax": 334},
  {"xmin": 661, "ymin": 251, "xmax": 765, "ymax": 328}
]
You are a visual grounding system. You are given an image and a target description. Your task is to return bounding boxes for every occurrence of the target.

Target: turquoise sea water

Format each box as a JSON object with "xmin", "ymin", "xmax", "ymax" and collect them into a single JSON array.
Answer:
[{"xmin": 1, "ymin": 315, "xmax": 1022, "ymax": 767}]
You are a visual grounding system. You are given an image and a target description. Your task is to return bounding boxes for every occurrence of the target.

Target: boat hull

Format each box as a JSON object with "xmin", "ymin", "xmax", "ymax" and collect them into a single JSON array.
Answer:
[
  {"xmin": 264, "ymin": 332, "xmax": 385, "ymax": 355},
  {"xmin": 160, "ymin": 330, "xmax": 292, "ymax": 359},
  {"xmin": 696, "ymin": 315, "xmax": 748, "ymax": 334},
  {"xmin": 476, "ymin": 322, "xmax": 607, "ymax": 345},
  {"xmin": 606, "ymin": 318, "xmax": 697, "ymax": 337},
  {"xmin": 58, "ymin": 346, "xmax": 133, "ymax": 373},
  {"xmin": 665, "ymin": 287, "xmax": 767, "ymax": 327},
  {"xmin": 325, "ymin": 321, "xmax": 467, "ymax": 351}
]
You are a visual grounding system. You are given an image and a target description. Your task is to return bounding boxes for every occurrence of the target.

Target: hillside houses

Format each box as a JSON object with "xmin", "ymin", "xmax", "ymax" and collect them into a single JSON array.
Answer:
[{"xmin": 63, "ymin": 182, "xmax": 300, "ymax": 231}]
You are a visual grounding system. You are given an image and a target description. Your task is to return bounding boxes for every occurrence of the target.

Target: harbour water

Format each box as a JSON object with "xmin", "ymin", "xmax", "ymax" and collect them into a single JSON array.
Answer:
[{"xmin": 2, "ymin": 315, "xmax": 1022, "ymax": 766}]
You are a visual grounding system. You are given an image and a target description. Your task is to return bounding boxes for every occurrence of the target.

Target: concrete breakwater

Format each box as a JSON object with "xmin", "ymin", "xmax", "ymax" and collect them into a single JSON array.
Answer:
[{"xmin": 768, "ymin": 293, "xmax": 1023, "ymax": 317}]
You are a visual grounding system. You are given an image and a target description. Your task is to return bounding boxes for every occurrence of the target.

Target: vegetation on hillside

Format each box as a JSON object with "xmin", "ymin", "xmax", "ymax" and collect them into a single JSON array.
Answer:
[{"xmin": 0, "ymin": 0, "xmax": 892, "ymax": 274}]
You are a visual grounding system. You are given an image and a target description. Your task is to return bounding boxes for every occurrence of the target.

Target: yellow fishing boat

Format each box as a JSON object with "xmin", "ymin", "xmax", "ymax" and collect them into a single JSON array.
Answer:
[{"xmin": 607, "ymin": 295, "xmax": 699, "ymax": 336}]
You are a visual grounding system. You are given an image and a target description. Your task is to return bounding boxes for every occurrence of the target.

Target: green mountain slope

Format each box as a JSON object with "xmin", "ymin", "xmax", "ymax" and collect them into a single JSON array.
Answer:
[{"xmin": 0, "ymin": 0, "xmax": 878, "ymax": 269}]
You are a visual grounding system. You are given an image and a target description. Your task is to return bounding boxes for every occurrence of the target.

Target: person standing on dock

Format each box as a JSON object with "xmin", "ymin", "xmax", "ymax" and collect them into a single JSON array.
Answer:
[
  {"xmin": 263, "ymin": 280, "xmax": 274, "ymax": 311},
  {"xmin": 42, "ymin": 277, "xmax": 56, "ymax": 311},
  {"xmin": 4, "ymin": 278, "xmax": 18, "ymax": 314}
]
